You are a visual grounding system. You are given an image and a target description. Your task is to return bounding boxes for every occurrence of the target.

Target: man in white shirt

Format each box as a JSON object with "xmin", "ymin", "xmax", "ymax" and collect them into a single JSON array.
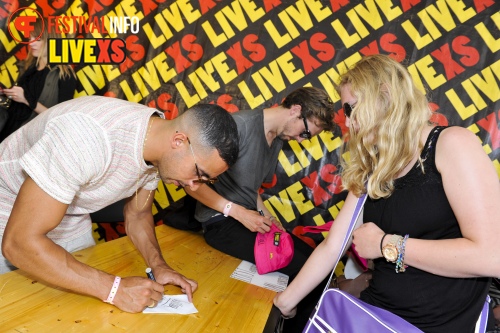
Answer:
[{"xmin": 0, "ymin": 96, "xmax": 239, "ymax": 312}]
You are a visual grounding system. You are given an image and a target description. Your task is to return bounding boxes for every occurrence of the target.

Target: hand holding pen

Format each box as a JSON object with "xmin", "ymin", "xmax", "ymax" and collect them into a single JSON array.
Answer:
[
  {"xmin": 106, "ymin": 275, "xmax": 164, "ymax": 313},
  {"xmin": 258, "ymin": 210, "xmax": 285, "ymax": 231},
  {"xmin": 145, "ymin": 267, "xmax": 158, "ymax": 307}
]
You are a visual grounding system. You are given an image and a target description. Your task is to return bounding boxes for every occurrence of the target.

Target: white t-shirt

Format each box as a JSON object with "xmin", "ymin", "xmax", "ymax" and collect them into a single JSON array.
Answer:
[{"xmin": 0, "ymin": 96, "xmax": 162, "ymax": 244}]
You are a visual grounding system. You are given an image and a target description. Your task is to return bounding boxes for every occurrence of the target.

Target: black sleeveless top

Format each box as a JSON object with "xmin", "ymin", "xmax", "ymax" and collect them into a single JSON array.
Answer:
[{"xmin": 360, "ymin": 126, "xmax": 490, "ymax": 332}]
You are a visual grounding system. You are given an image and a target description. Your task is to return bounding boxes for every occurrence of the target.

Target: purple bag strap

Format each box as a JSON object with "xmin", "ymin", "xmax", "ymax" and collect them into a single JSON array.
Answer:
[
  {"xmin": 324, "ymin": 193, "xmax": 367, "ymax": 292},
  {"xmin": 476, "ymin": 295, "xmax": 490, "ymax": 333}
]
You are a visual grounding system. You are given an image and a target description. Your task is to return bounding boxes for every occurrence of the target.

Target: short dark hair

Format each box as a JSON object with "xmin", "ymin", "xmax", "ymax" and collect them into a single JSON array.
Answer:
[
  {"xmin": 282, "ymin": 87, "xmax": 335, "ymax": 131},
  {"xmin": 185, "ymin": 104, "xmax": 239, "ymax": 167}
]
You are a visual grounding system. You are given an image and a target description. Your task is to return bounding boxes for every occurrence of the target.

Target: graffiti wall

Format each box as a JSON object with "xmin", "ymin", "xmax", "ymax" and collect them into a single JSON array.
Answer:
[{"xmin": 1, "ymin": 0, "xmax": 499, "ymax": 244}]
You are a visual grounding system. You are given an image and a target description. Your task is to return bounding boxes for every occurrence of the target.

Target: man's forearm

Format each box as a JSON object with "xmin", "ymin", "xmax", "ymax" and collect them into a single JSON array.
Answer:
[
  {"xmin": 185, "ymin": 185, "xmax": 229, "ymax": 214},
  {"xmin": 126, "ymin": 213, "xmax": 167, "ymax": 269},
  {"xmin": 4, "ymin": 233, "xmax": 114, "ymax": 301}
]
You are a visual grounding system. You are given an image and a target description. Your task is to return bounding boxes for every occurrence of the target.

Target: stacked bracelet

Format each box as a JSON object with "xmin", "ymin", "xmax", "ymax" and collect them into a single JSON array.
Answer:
[
  {"xmin": 103, "ymin": 276, "xmax": 121, "ymax": 304},
  {"xmin": 395, "ymin": 234, "xmax": 409, "ymax": 273}
]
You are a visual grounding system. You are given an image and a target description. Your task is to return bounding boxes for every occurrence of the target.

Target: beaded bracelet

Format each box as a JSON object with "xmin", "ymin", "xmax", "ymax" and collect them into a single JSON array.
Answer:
[
  {"xmin": 395, "ymin": 234, "xmax": 409, "ymax": 273},
  {"xmin": 103, "ymin": 276, "xmax": 121, "ymax": 304}
]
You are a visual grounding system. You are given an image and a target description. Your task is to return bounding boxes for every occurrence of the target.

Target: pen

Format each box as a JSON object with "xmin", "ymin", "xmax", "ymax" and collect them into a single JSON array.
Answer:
[
  {"xmin": 145, "ymin": 267, "xmax": 156, "ymax": 281},
  {"xmin": 259, "ymin": 209, "xmax": 272, "ymax": 227}
]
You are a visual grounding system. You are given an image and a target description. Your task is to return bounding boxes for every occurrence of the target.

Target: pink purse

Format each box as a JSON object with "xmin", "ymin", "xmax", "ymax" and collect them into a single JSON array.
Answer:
[{"xmin": 254, "ymin": 223, "xmax": 294, "ymax": 275}]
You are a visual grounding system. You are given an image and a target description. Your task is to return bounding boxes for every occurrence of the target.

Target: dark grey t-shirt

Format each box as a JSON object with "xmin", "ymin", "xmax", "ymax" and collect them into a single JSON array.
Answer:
[{"xmin": 194, "ymin": 109, "xmax": 283, "ymax": 222}]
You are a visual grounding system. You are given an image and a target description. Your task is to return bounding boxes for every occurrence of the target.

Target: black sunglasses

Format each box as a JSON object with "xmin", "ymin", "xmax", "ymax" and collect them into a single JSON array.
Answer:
[
  {"xmin": 186, "ymin": 137, "xmax": 218, "ymax": 185},
  {"xmin": 299, "ymin": 115, "xmax": 312, "ymax": 139},
  {"xmin": 343, "ymin": 102, "xmax": 354, "ymax": 118}
]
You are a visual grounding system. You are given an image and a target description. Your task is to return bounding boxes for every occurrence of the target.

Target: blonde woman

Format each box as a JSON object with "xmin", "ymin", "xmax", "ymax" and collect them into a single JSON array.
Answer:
[
  {"xmin": 0, "ymin": 17, "xmax": 76, "ymax": 141},
  {"xmin": 274, "ymin": 54, "xmax": 500, "ymax": 332}
]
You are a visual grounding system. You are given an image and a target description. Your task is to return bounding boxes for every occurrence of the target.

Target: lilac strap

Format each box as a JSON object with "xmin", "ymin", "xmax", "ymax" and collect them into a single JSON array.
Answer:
[
  {"xmin": 475, "ymin": 295, "xmax": 490, "ymax": 333},
  {"xmin": 324, "ymin": 193, "xmax": 367, "ymax": 291}
]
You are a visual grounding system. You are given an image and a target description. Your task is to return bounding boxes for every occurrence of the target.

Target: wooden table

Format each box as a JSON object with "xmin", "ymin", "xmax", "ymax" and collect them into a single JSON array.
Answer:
[{"xmin": 0, "ymin": 225, "xmax": 278, "ymax": 332}]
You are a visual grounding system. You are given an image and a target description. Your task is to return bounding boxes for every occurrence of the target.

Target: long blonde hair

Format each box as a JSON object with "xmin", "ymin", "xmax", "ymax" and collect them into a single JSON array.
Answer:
[
  {"xmin": 24, "ymin": 18, "xmax": 75, "ymax": 80},
  {"xmin": 338, "ymin": 54, "xmax": 432, "ymax": 199}
]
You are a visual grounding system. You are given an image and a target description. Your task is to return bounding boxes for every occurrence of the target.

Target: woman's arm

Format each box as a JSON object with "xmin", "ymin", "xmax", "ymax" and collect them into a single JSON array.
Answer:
[
  {"xmin": 273, "ymin": 191, "xmax": 360, "ymax": 316},
  {"xmin": 410, "ymin": 127, "xmax": 500, "ymax": 277},
  {"xmin": 33, "ymin": 102, "xmax": 48, "ymax": 113}
]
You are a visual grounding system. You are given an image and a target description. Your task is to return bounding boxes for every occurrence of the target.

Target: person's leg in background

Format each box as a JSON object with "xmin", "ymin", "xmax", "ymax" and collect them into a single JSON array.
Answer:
[{"xmin": 488, "ymin": 279, "xmax": 500, "ymax": 333}]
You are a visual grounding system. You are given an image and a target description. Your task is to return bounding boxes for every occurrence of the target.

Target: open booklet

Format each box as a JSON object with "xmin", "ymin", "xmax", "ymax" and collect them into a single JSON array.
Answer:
[{"xmin": 143, "ymin": 294, "xmax": 198, "ymax": 314}]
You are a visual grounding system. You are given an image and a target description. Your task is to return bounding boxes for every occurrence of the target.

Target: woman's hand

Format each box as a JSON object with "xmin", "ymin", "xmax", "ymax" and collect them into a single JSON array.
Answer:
[
  {"xmin": 3, "ymin": 86, "xmax": 28, "ymax": 106},
  {"xmin": 352, "ymin": 222, "xmax": 385, "ymax": 259},
  {"xmin": 273, "ymin": 292, "xmax": 297, "ymax": 319}
]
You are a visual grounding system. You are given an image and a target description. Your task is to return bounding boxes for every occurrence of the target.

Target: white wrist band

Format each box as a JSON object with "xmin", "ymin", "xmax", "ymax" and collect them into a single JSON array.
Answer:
[
  {"xmin": 103, "ymin": 276, "xmax": 121, "ymax": 304},
  {"xmin": 223, "ymin": 202, "xmax": 233, "ymax": 217}
]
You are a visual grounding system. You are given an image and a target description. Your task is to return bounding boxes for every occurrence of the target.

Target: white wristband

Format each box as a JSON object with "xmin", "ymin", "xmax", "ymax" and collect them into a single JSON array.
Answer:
[
  {"xmin": 223, "ymin": 202, "xmax": 233, "ymax": 217},
  {"xmin": 103, "ymin": 276, "xmax": 121, "ymax": 304}
]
